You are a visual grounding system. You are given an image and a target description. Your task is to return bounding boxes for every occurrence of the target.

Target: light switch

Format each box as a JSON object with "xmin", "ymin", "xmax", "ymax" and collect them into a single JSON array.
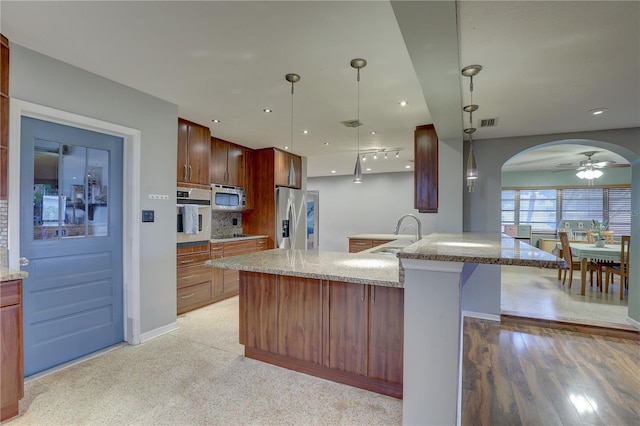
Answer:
[{"xmin": 142, "ymin": 210, "xmax": 155, "ymax": 223}]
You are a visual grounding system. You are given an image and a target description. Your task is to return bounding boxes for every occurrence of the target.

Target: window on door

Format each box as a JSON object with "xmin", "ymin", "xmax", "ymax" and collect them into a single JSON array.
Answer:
[{"xmin": 33, "ymin": 140, "xmax": 109, "ymax": 240}]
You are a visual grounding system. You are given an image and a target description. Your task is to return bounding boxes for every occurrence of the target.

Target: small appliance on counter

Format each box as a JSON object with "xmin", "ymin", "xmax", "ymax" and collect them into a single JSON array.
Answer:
[{"xmin": 211, "ymin": 184, "xmax": 245, "ymax": 211}]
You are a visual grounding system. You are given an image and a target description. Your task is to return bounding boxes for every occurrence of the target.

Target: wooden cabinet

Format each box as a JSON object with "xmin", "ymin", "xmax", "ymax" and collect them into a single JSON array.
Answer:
[
  {"xmin": 414, "ymin": 124, "xmax": 438, "ymax": 213},
  {"xmin": 277, "ymin": 275, "xmax": 322, "ymax": 364},
  {"xmin": 1, "ymin": 34, "xmax": 10, "ymax": 200},
  {"xmin": 210, "ymin": 243, "xmax": 224, "ymax": 298},
  {"xmin": 243, "ymin": 148, "xmax": 302, "ymax": 246},
  {"xmin": 238, "ymin": 271, "xmax": 403, "ymax": 398},
  {"xmin": 210, "ymin": 137, "xmax": 244, "ymax": 187},
  {"xmin": 348, "ymin": 238, "xmax": 395, "ymax": 253},
  {"xmin": 274, "ymin": 149, "xmax": 302, "ymax": 189},
  {"xmin": 326, "ymin": 281, "xmax": 367, "ymax": 375},
  {"xmin": 1, "ymin": 279, "xmax": 23, "ymax": 422},
  {"xmin": 177, "ymin": 118, "xmax": 211, "ymax": 188},
  {"xmin": 222, "ymin": 239, "xmax": 259, "ymax": 295},
  {"xmin": 176, "ymin": 243, "xmax": 212, "ymax": 314},
  {"xmin": 243, "ymin": 148, "xmax": 255, "ymax": 210}
]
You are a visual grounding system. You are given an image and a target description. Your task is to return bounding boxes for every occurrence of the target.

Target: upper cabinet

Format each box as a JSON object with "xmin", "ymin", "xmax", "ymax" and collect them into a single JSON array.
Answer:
[
  {"xmin": 177, "ymin": 118, "xmax": 211, "ymax": 188},
  {"xmin": 273, "ymin": 149, "xmax": 302, "ymax": 189},
  {"xmin": 210, "ymin": 137, "xmax": 243, "ymax": 187},
  {"xmin": 414, "ymin": 124, "xmax": 438, "ymax": 213}
]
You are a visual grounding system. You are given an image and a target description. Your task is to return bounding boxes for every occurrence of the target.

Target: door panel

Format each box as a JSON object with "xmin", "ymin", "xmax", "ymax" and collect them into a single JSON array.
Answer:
[{"xmin": 20, "ymin": 116, "xmax": 123, "ymax": 376}]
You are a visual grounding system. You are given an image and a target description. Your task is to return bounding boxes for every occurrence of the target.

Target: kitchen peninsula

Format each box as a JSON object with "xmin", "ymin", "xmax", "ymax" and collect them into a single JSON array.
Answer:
[{"xmin": 206, "ymin": 233, "xmax": 563, "ymax": 424}]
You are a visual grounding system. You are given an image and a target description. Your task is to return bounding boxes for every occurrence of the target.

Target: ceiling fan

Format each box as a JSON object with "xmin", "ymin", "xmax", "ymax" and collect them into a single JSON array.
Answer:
[{"xmin": 554, "ymin": 151, "xmax": 629, "ymax": 173}]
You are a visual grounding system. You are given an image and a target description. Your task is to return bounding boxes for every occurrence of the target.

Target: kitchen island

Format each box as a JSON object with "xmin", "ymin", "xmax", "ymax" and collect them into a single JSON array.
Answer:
[{"xmin": 206, "ymin": 233, "xmax": 562, "ymax": 423}]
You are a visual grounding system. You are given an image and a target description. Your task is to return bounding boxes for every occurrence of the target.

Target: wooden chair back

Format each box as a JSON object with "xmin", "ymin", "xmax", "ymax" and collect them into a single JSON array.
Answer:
[
  {"xmin": 601, "ymin": 231, "xmax": 615, "ymax": 244},
  {"xmin": 620, "ymin": 235, "xmax": 630, "ymax": 276},
  {"xmin": 586, "ymin": 229, "xmax": 594, "ymax": 244},
  {"xmin": 558, "ymin": 231, "xmax": 573, "ymax": 263}
]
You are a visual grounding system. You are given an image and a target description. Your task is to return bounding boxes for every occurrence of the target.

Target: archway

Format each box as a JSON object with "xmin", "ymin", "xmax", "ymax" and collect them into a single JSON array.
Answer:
[{"xmin": 499, "ymin": 139, "xmax": 637, "ymax": 328}]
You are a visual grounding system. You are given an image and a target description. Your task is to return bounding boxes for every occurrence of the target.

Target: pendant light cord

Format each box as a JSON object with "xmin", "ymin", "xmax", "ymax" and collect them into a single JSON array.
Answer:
[
  {"xmin": 290, "ymin": 81, "xmax": 294, "ymax": 153},
  {"xmin": 357, "ymin": 67, "xmax": 360, "ymax": 156}
]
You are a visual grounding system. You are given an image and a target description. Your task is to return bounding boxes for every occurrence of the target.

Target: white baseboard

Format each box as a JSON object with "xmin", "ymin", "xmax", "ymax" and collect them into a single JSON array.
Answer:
[
  {"xmin": 139, "ymin": 322, "xmax": 179, "ymax": 343},
  {"xmin": 462, "ymin": 310, "xmax": 501, "ymax": 322},
  {"xmin": 626, "ymin": 316, "xmax": 640, "ymax": 330}
]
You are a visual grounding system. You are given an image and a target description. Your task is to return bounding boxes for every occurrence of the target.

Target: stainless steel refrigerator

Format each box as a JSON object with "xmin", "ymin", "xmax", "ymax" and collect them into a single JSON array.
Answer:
[{"xmin": 275, "ymin": 187, "xmax": 307, "ymax": 250}]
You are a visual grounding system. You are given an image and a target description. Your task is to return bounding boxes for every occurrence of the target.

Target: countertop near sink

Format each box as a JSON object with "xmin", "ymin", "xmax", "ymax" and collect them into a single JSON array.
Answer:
[
  {"xmin": 210, "ymin": 235, "xmax": 268, "ymax": 243},
  {"xmin": 206, "ymin": 249, "xmax": 401, "ymax": 288},
  {"xmin": 398, "ymin": 232, "xmax": 563, "ymax": 268}
]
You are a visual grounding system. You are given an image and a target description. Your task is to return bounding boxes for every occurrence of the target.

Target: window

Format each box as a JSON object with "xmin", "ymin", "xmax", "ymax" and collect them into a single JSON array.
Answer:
[{"xmin": 501, "ymin": 187, "xmax": 631, "ymax": 235}]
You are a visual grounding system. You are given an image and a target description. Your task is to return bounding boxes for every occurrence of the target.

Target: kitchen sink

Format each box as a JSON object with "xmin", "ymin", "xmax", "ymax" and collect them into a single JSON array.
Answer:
[{"xmin": 371, "ymin": 246, "xmax": 404, "ymax": 255}]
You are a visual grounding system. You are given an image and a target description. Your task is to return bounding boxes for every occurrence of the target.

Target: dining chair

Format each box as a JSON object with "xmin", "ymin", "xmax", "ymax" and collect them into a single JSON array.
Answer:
[
  {"xmin": 586, "ymin": 229, "xmax": 594, "ymax": 244},
  {"xmin": 558, "ymin": 231, "xmax": 602, "ymax": 289},
  {"xmin": 600, "ymin": 231, "xmax": 615, "ymax": 244},
  {"xmin": 604, "ymin": 235, "xmax": 630, "ymax": 300}
]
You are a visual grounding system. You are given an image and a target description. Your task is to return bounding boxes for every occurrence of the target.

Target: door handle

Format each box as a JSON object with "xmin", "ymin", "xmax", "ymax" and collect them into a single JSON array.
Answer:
[
  {"xmin": 189, "ymin": 165, "xmax": 193, "ymax": 181},
  {"xmin": 19, "ymin": 257, "xmax": 30, "ymax": 266},
  {"xmin": 183, "ymin": 164, "xmax": 188, "ymax": 181},
  {"xmin": 370, "ymin": 285, "xmax": 375, "ymax": 303}
]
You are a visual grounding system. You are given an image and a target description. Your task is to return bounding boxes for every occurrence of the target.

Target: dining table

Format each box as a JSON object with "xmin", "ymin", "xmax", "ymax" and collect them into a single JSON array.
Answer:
[{"xmin": 555, "ymin": 242, "xmax": 621, "ymax": 295}]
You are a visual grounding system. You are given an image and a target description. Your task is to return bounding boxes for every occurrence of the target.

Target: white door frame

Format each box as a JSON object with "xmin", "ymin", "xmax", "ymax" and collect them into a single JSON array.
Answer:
[{"xmin": 9, "ymin": 98, "xmax": 142, "ymax": 345}]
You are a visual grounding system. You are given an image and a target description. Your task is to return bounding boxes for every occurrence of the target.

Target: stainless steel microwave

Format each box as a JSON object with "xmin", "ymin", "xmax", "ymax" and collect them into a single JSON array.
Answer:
[{"xmin": 211, "ymin": 184, "xmax": 246, "ymax": 211}]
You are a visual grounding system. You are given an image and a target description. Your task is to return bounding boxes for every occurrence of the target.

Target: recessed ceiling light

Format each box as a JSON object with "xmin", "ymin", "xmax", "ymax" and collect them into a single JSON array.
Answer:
[
  {"xmin": 331, "ymin": 170, "xmax": 336, "ymax": 174},
  {"xmin": 366, "ymin": 167, "xmax": 372, "ymax": 171},
  {"xmin": 370, "ymin": 131, "xmax": 376, "ymax": 135},
  {"xmin": 399, "ymin": 100, "xmax": 408, "ymax": 106},
  {"xmin": 589, "ymin": 108, "xmax": 607, "ymax": 115},
  {"xmin": 284, "ymin": 146, "xmax": 290, "ymax": 150},
  {"xmin": 263, "ymin": 108, "xmax": 272, "ymax": 113},
  {"xmin": 405, "ymin": 165, "xmax": 411, "ymax": 169},
  {"xmin": 303, "ymin": 130, "xmax": 309, "ymax": 134},
  {"xmin": 212, "ymin": 119, "xmax": 221, "ymax": 123},
  {"xmin": 324, "ymin": 142, "xmax": 331, "ymax": 146}
]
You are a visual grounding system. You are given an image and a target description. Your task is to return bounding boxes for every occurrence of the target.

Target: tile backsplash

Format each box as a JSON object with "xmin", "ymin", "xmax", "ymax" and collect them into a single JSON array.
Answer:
[{"xmin": 211, "ymin": 211, "xmax": 243, "ymax": 238}]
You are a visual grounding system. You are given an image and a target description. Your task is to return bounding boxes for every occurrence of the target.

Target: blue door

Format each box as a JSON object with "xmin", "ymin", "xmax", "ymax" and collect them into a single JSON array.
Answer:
[{"xmin": 20, "ymin": 117, "xmax": 124, "ymax": 376}]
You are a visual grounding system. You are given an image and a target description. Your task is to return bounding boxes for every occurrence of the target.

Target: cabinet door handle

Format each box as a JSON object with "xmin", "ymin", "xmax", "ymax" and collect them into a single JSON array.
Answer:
[
  {"xmin": 181, "ymin": 274, "xmax": 195, "ymax": 280},
  {"xmin": 181, "ymin": 293, "xmax": 195, "ymax": 299},
  {"xmin": 183, "ymin": 164, "xmax": 188, "ymax": 181},
  {"xmin": 371, "ymin": 286, "xmax": 375, "ymax": 303},
  {"xmin": 189, "ymin": 165, "xmax": 193, "ymax": 181},
  {"xmin": 180, "ymin": 259, "xmax": 195, "ymax": 264},
  {"xmin": 361, "ymin": 284, "xmax": 365, "ymax": 302}
]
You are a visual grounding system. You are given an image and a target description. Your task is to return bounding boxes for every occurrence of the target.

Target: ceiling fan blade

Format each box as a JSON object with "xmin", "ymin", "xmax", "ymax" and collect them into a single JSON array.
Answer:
[
  {"xmin": 602, "ymin": 163, "xmax": 630, "ymax": 169},
  {"xmin": 593, "ymin": 160, "xmax": 614, "ymax": 168}
]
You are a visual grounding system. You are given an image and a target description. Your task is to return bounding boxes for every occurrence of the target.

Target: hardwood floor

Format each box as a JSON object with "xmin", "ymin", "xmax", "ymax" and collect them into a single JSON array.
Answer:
[{"xmin": 461, "ymin": 317, "xmax": 640, "ymax": 426}]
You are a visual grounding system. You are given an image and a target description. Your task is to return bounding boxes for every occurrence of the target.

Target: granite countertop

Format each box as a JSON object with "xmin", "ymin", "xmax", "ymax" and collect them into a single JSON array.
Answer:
[
  {"xmin": 0, "ymin": 267, "xmax": 29, "ymax": 282},
  {"xmin": 348, "ymin": 233, "xmax": 415, "ymax": 240},
  {"xmin": 210, "ymin": 235, "xmax": 269, "ymax": 243},
  {"xmin": 206, "ymin": 249, "xmax": 401, "ymax": 288},
  {"xmin": 398, "ymin": 232, "xmax": 564, "ymax": 268}
]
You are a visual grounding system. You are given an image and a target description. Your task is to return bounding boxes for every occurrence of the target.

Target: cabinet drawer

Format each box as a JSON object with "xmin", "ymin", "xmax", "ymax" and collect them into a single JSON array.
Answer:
[
  {"xmin": 349, "ymin": 239, "xmax": 373, "ymax": 253},
  {"xmin": 177, "ymin": 282, "xmax": 211, "ymax": 311},
  {"xmin": 0, "ymin": 280, "xmax": 21, "ymax": 308},
  {"xmin": 256, "ymin": 238, "xmax": 269, "ymax": 251},
  {"xmin": 223, "ymin": 239, "xmax": 257, "ymax": 256},
  {"xmin": 176, "ymin": 251, "xmax": 210, "ymax": 268},
  {"xmin": 177, "ymin": 265, "xmax": 211, "ymax": 289}
]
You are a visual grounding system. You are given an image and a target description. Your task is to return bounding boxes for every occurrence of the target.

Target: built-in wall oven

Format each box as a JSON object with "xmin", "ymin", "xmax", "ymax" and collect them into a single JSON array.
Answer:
[{"xmin": 177, "ymin": 187, "xmax": 211, "ymax": 245}]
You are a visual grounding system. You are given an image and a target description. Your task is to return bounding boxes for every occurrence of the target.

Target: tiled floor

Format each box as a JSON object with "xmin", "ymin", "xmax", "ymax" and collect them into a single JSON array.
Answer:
[{"xmin": 501, "ymin": 265, "xmax": 631, "ymax": 329}]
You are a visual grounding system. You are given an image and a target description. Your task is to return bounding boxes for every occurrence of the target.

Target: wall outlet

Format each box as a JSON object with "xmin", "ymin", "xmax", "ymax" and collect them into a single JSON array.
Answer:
[{"xmin": 148, "ymin": 194, "xmax": 169, "ymax": 200}]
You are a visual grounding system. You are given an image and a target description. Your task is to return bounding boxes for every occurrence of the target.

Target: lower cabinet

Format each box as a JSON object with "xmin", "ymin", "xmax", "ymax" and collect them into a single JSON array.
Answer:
[
  {"xmin": 0, "ymin": 279, "xmax": 23, "ymax": 422},
  {"xmin": 239, "ymin": 271, "xmax": 403, "ymax": 398},
  {"xmin": 348, "ymin": 238, "xmax": 395, "ymax": 253},
  {"xmin": 177, "ymin": 238, "xmax": 270, "ymax": 315},
  {"xmin": 176, "ymin": 244, "xmax": 212, "ymax": 315}
]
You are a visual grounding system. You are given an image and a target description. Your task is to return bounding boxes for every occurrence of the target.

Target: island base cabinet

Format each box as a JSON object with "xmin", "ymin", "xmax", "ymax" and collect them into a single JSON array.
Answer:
[{"xmin": 239, "ymin": 271, "xmax": 403, "ymax": 398}]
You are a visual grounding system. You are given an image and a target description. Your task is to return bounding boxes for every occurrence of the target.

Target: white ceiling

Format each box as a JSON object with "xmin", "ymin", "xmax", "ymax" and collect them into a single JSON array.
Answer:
[{"xmin": 2, "ymin": 1, "xmax": 638, "ymax": 176}]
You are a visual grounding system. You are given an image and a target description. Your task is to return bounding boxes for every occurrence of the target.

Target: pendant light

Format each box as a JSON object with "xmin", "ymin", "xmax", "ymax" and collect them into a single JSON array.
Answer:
[
  {"xmin": 351, "ymin": 58, "xmax": 367, "ymax": 183},
  {"xmin": 285, "ymin": 73, "xmax": 300, "ymax": 187},
  {"xmin": 461, "ymin": 64, "xmax": 482, "ymax": 193}
]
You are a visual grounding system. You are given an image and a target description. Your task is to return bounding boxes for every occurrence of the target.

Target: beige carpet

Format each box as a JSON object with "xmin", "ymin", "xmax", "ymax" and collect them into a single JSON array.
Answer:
[{"xmin": 9, "ymin": 296, "xmax": 402, "ymax": 425}]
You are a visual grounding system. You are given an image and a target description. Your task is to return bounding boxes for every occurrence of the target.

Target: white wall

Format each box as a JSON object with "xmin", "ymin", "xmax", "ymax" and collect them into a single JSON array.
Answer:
[
  {"xmin": 10, "ymin": 44, "xmax": 179, "ymax": 335},
  {"xmin": 307, "ymin": 172, "xmax": 438, "ymax": 252}
]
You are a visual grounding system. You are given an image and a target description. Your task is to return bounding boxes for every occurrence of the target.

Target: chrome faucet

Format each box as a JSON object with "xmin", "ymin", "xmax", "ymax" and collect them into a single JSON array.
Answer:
[{"xmin": 394, "ymin": 214, "xmax": 422, "ymax": 242}]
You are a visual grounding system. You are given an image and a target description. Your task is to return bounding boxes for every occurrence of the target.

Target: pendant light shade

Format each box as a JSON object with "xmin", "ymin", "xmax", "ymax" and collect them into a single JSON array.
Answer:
[
  {"xmin": 461, "ymin": 64, "xmax": 482, "ymax": 192},
  {"xmin": 353, "ymin": 154, "xmax": 362, "ymax": 183},
  {"xmin": 351, "ymin": 58, "xmax": 367, "ymax": 183},
  {"xmin": 285, "ymin": 73, "xmax": 300, "ymax": 187}
]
